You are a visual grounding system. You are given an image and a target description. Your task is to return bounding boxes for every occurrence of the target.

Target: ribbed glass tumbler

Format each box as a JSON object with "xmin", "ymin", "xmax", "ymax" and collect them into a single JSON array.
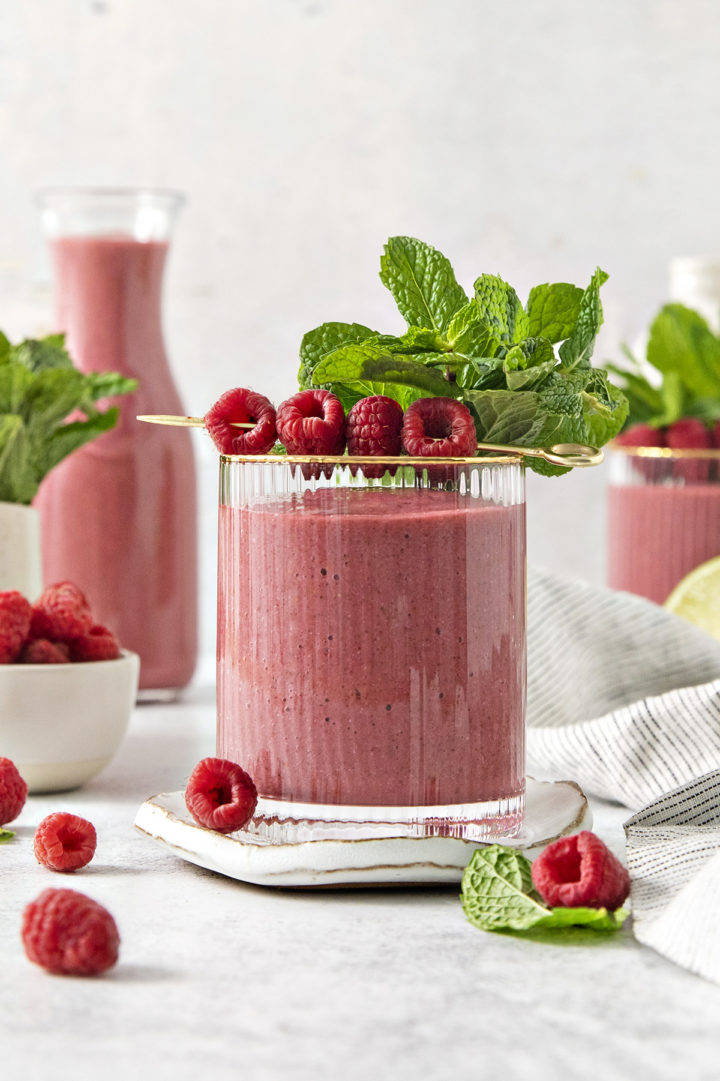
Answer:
[{"xmin": 217, "ymin": 454, "xmax": 526, "ymax": 841}]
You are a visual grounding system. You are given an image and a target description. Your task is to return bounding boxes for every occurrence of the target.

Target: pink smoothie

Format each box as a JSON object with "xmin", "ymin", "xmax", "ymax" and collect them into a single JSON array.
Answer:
[
  {"xmin": 217, "ymin": 486, "xmax": 525, "ymax": 807},
  {"xmin": 34, "ymin": 236, "xmax": 197, "ymax": 691},
  {"xmin": 608, "ymin": 483, "xmax": 720, "ymax": 604}
]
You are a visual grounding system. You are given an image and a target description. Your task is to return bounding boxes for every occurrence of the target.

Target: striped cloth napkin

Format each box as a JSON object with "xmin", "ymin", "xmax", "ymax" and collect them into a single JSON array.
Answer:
[{"xmin": 526, "ymin": 567, "xmax": 720, "ymax": 983}]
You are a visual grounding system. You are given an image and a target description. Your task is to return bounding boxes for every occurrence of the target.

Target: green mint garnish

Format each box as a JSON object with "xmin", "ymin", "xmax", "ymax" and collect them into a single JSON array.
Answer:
[
  {"xmin": 298, "ymin": 237, "xmax": 628, "ymax": 476},
  {"xmin": 0, "ymin": 828, "xmax": 15, "ymax": 844},
  {"xmin": 461, "ymin": 845, "xmax": 628, "ymax": 934},
  {"xmin": 0, "ymin": 331, "xmax": 136, "ymax": 504},
  {"xmin": 610, "ymin": 303, "xmax": 720, "ymax": 430}
]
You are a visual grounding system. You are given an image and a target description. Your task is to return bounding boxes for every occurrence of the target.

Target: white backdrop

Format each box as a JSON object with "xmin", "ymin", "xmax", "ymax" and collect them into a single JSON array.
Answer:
[{"xmin": 2, "ymin": 0, "xmax": 719, "ymax": 660}]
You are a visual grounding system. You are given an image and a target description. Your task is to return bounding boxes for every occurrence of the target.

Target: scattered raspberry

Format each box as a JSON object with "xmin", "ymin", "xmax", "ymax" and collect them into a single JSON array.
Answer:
[
  {"xmin": 31, "ymin": 582, "xmax": 93, "ymax": 643},
  {"xmin": 276, "ymin": 389, "xmax": 346, "ymax": 456},
  {"xmin": 34, "ymin": 813, "xmax": 97, "ymax": 872},
  {"xmin": 0, "ymin": 757, "xmax": 27, "ymax": 825},
  {"xmin": 21, "ymin": 888, "xmax": 119, "ymax": 976},
  {"xmin": 401, "ymin": 397, "xmax": 477, "ymax": 458},
  {"xmin": 665, "ymin": 418, "xmax": 713, "ymax": 450},
  {"xmin": 185, "ymin": 757, "xmax": 258, "ymax": 834},
  {"xmin": 19, "ymin": 638, "xmax": 70, "ymax": 664},
  {"xmin": 613, "ymin": 423, "xmax": 666, "ymax": 448},
  {"xmin": 531, "ymin": 830, "xmax": 630, "ymax": 910},
  {"xmin": 205, "ymin": 387, "xmax": 277, "ymax": 455},
  {"xmin": 346, "ymin": 395, "xmax": 404, "ymax": 478},
  {"xmin": 69, "ymin": 624, "xmax": 121, "ymax": 662},
  {"xmin": 0, "ymin": 590, "xmax": 32, "ymax": 663}
]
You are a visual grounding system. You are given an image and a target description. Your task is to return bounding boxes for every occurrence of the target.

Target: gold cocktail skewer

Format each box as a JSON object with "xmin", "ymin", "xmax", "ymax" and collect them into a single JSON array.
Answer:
[{"xmin": 136, "ymin": 415, "xmax": 603, "ymax": 468}]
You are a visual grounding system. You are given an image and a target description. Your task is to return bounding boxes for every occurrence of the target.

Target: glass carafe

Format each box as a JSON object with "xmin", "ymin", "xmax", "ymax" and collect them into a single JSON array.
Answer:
[{"xmin": 35, "ymin": 187, "xmax": 198, "ymax": 699}]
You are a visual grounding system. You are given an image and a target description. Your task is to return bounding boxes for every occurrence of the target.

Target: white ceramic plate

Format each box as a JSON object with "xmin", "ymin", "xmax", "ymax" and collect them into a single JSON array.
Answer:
[{"xmin": 134, "ymin": 777, "xmax": 592, "ymax": 888}]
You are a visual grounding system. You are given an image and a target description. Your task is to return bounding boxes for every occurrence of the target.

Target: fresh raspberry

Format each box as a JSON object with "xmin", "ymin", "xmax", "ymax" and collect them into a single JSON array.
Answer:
[
  {"xmin": 19, "ymin": 638, "xmax": 70, "ymax": 664},
  {"xmin": 665, "ymin": 418, "xmax": 713, "ymax": 450},
  {"xmin": 185, "ymin": 757, "xmax": 258, "ymax": 834},
  {"xmin": 0, "ymin": 590, "xmax": 32, "ymax": 663},
  {"xmin": 401, "ymin": 397, "xmax": 477, "ymax": 458},
  {"xmin": 276, "ymin": 389, "xmax": 346, "ymax": 456},
  {"xmin": 346, "ymin": 395, "xmax": 404, "ymax": 478},
  {"xmin": 21, "ymin": 888, "xmax": 119, "ymax": 976},
  {"xmin": 69, "ymin": 624, "xmax": 121, "ymax": 662},
  {"xmin": 34, "ymin": 813, "xmax": 97, "ymax": 872},
  {"xmin": 531, "ymin": 830, "xmax": 630, "ymax": 911},
  {"xmin": 205, "ymin": 387, "xmax": 277, "ymax": 455},
  {"xmin": 0, "ymin": 757, "xmax": 27, "ymax": 825},
  {"xmin": 613, "ymin": 423, "xmax": 666, "ymax": 447},
  {"xmin": 30, "ymin": 582, "xmax": 93, "ymax": 643}
]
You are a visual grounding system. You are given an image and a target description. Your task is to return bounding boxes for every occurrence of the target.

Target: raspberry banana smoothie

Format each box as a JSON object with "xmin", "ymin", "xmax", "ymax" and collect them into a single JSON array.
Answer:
[{"xmin": 217, "ymin": 464, "xmax": 526, "ymax": 825}]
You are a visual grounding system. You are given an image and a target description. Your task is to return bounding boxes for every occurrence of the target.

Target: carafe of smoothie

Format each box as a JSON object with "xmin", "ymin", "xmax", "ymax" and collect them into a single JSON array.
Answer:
[
  {"xmin": 35, "ymin": 187, "xmax": 197, "ymax": 699},
  {"xmin": 217, "ymin": 453, "xmax": 526, "ymax": 841}
]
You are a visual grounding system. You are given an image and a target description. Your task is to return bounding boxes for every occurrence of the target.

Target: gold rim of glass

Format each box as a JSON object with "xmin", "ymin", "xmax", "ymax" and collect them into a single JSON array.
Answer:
[
  {"xmin": 219, "ymin": 452, "xmax": 524, "ymax": 466},
  {"xmin": 609, "ymin": 442, "xmax": 720, "ymax": 460}
]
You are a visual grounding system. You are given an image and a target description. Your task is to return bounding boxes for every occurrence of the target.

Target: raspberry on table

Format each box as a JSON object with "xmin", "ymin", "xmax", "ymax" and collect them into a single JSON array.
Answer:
[
  {"xmin": 0, "ymin": 590, "xmax": 32, "ymax": 663},
  {"xmin": 346, "ymin": 395, "xmax": 403, "ymax": 478},
  {"xmin": 21, "ymin": 888, "xmax": 119, "ymax": 976},
  {"xmin": 70, "ymin": 625, "xmax": 121, "ymax": 662},
  {"xmin": 531, "ymin": 830, "xmax": 630, "ymax": 911},
  {"xmin": 31, "ymin": 582, "xmax": 93, "ymax": 643},
  {"xmin": 19, "ymin": 638, "xmax": 71, "ymax": 664},
  {"xmin": 205, "ymin": 387, "xmax": 277, "ymax": 455},
  {"xmin": 401, "ymin": 397, "xmax": 477, "ymax": 458},
  {"xmin": 276, "ymin": 389, "xmax": 346, "ymax": 456},
  {"xmin": 185, "ymin": 757, "xmax": 258, "ymax": 834},
  {"xmin": 34, "ymin": 812, "xmax": 97, "ymax": 872},
  {"xmin": 0, "ymin": 757, "xmax": 27, "ymax": 825}
]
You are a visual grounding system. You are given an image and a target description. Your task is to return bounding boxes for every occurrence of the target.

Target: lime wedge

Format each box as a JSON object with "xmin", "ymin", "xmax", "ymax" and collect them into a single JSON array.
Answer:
[{"xmin": 664, "ymin": 556, "xmax": 720, "ymax": 639}]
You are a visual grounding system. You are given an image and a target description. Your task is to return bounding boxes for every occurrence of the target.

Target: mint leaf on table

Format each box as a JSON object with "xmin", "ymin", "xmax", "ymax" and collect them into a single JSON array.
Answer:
[
  {"xmin": 461, "ymin": 846, "xmax": 628, "ymax": 934},
  {"xmin": 0, "ymin": 828, "xmax": 14, "ymax": 843},
  {"xmin": 558, "ymin": 267, "xmax": 609, "ymax": 371},
  {"xmin": 380, "ymin": 236, "xmax": 468, "ymax": 332},
  {"xmin": 527, "ymin": 282, "xmax": 584, "ymax": 343},
  {"xmin": 473, "ymin": 275, "xmax": 529, "ymax": 344}
]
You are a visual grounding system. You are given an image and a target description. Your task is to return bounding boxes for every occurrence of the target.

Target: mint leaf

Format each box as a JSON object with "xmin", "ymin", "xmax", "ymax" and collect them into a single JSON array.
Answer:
[
  {"xmin": 461, "ymin": 847, "xmax": 550, "ymax": 932},
  {"xmin": 647, "ymin": 303, "xmax": 720, "ymax": 400},
  {"xmin": 0, "ymin": 828, "xmax": 14, "ymax": 843},
  {"xmin": 380, "ymin": 237, "xmax": 468, "ymax": 332},
  {"xmin": 526, "ymin": 282, "xmax": 583, "ymax": 343},
  {"xmin": 298, "ymin": 322, "xmax": 376, "ymax": 390},
  {"xmin": 461, "ymin": 845, "xmax": 629, "ymax": 934},
  {"xmin": 446, "ymin": 302, "xmax": 503, "ymax": 357},
  {"xmin": 329, "ymin": 380, "xmax": 427, "ymax": 412},
  {"xmin": 456, "ymin": 357, "xmax": 507, "ymax": 391},
  {"xmin": 312, "ymin": 341, "xmax": 456, "ymax": 397},
  {"xmin": 0, "ymin": 415, "xmax": 35, "ymax": 503},
  {"xmin": 503, "ymin": 338, "xmax": 556, "ymax": 391},
  {"xmin": 10, "ymin": 335, "xmax": 74, "ymax": 372},
  {"xmin": 558, "ymin": 267, "xmax": 609, "ymax": 370},
  {"xmin": 533, "ymin": 906, "xmax": 629, "ymax": 931},
  {"xmin": 0, "ymin": 332, "xmax": 10, "ymax": 363},
  {"xmin": 473, "ymin": 275, "xmax": 529, "ymax": 344},
  {"xmin": 39, "ymin": 409, "xmax": 120, "ymax": 477}
]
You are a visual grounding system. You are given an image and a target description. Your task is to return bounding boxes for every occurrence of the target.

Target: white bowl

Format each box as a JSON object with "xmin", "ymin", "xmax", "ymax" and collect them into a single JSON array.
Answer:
[{"xmin": 0, "ymin": 650, "xmax": 140, "ymax": 793}]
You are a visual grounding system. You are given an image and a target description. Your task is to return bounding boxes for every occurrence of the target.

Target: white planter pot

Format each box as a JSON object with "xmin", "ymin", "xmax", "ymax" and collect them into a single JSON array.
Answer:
[{"xmin": 0, "ymin": 502, "xmax": 43, "ymax": 601}]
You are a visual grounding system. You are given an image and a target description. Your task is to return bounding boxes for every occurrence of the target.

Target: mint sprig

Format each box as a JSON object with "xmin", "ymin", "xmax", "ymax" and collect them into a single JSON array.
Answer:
[
  {"xmin": 610, "ymin": 303, "xmax": 720, "ymax": 430},
  {"xmin": 461, "ymin": 845, "xmax": 628, "ymax": 934},
  {"xmin": 298, "ymin": 237, "xmax": 627, "ymax": 476},
  {"xmin": 0, "ymin": 332, "xmax": 136, "ymax": 504}
]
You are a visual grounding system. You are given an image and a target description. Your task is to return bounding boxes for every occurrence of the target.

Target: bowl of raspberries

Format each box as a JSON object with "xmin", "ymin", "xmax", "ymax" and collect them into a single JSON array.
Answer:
[{"xmin": 0, "ymin": 581, "xmax": 139, "ymax": 793}]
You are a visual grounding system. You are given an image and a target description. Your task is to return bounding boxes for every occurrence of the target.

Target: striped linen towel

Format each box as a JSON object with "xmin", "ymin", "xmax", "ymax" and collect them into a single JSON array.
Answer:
[{"xmin": 526, "ymin": 567, "xmax": 720, "ymax": 982}]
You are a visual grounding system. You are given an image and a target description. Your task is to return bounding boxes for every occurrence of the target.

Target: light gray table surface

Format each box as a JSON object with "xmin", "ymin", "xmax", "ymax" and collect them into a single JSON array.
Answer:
[{"xmin": 2, "ymin": 675, "xmax": 719, "ymax": 1081}]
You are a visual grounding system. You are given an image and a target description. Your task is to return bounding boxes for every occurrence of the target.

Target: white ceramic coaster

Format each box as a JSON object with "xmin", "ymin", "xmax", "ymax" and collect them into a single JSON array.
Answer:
[{"xmin": 134, "ymin": 777, "xmax": 592, "ymax": 888}]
